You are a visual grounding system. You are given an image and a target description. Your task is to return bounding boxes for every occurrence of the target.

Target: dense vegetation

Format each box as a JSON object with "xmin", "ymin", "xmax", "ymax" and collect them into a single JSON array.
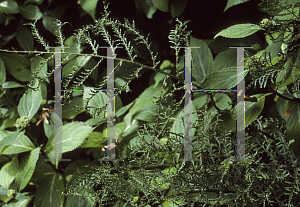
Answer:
[{"xmin": 0, "ymin": 0, "xmax": 300, "ymax": 206}]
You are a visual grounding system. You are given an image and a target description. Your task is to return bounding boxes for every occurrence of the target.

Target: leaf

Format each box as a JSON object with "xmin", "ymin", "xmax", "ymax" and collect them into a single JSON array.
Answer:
[
  {"xmin": 42, "ymin": 16, "xmax": 57, "ymax": 36},
  {"xmin": 116, "ymin": 101, "xmax": 135, "ymax": 117},
  {"xmin": 190, "ymin": 36, "xmax": 214, "ymax": 83},
  {"xmin": 170, "ymin": 0, "xmax": 188, "ymax": 18},
  {"xmin": 2, "ymin": 81, "xmax": 24, "ymax": 88},
  {"xmin": 213, "ymin": 93, "xmax": 232, "ymax": 110},
  {"xmin": 34, "ymin": 173, "xmax": 64, "ymax": 207},
  {"xmin": 0, "ymin": 130, "xmax": 25, "ymax": 155},
  {"xmin": 15, "ymin": 147, "xmax": 40, "ymax": 191},
  {"xmin": 0, "ymin": 130, "xmax": 35, "ymax": 155},
  {"xmin": 0, "ymin": 0, "xmax": 19, "ymax": 14},
  {"xmin": 80, "ymin": 131, "xmax": 106, "ymax": 148},
  {"xmin": 62, "ymin": 97, "xmax": 84, "ymax": 120},
  {"xmin": 0, "ymin": 157, "xmax": 18, "ymax": 189},
  {"xmin": 0, "ymin": 58, "xmax": 6, "ymax": 85},
  {"xmin": 213, "ymin": 49, "xmax": 237, "ymax": 71},
  {"xmin": 45, "ymin": 121, "xmax": 94, "ymax": 153},
  {"xmin": 80, "ymin": 0, "xmax": 99, "ymax": 19},
  {"xmin": 62, "ymin": 56, "xmax": 91, "ymax": 78},
  {"xmin": 200, "ymin": 67, "xmax": 248, "ymax": 90},
  {"xmin": 0, "ymin": 53, "xmax": 31, "ymax": 82},
  {"xmin": 18, "ymin": 89, "xmax": 42, "ymax": 120},
  {"xmin": 152, "ymin": 0, "xmax": 169, "ymax": 12},
  {"xmin": 24, "ymin": 0, "xmax": 44, "ymax": 5},
  {"xmin": 19, "ymin": 4, "xmax": 43, "ymax": 20},
  {"xmin": 129, "ymin": 83, "xmax": 166, "ymax": 116},
  {"xmin": 16, "ymin": 25, "xmax": 34, "ymax": 51},
  {"xmin": 83, "ymin": 86, "xmax": 107, "ymax": 118},
  {"xmin": 224, "ymin": 0, "xmax": 251, "ymax": 12},
  {"xmin": 214, "ymin": 24, "xmax": 263, "ymax": 39},
  {"xmin": 236, "ymin": 93, "xmax": 267, "ymax": 131}
]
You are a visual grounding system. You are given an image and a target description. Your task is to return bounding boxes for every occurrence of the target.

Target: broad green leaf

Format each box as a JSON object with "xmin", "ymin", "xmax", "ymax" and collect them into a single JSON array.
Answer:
[
  {"xmin": 192, "ymin": 92, "xmax": 207, "ymax": 110},
  {"xmin": 62, "ymin": 96, "xmax": 84, "ymax": 119},
  {"xmin": 190, "ymin": 36, "xmax": 214, "ymax": 83},
  {"xmin": 0, "ymin": 157, "xmax": 19, "ymax": 189},
  {"xmin": 19, "ymin": 4, "xmax": 43, "ymax": 20},
  {"xmin": 80, "ymin": 131, "xmax": 106, "ymax": 148},
  {"xmin": 2, "ymin": 81, "xmax": 24, "ymax": 88},
  {"xmin": 129, "ymin": 83, "xmax": 166, "ymax": 116},
  {"xmin": 0, "ymin": 0, "xmax": 19, "ymax": 14},
  {"xmin": 286, "ymin": 103, "xmax": 300, "ymax": 137},
  {"xmin": 0, "ymin": 53, "xmax": 31, "ymax": 82},
  {"xmin": 31, "ymin": 155, "xmax": 55, "ymax": 184},
  {"xmin": 18, "ymin": 89, "xmax": 42, "ymax": 120},
  {"xmin": 152, "ymin": 0, "xmax": 169, "ymax": 12},
  {"xmin": 170, "ymin": 0, "xmax": 188, "ymax": 18},
  {"xmin": 15, "ymin": 147, "xmax": 40, "ymax": 191},
  {"xmin": 170, "ymin": 104, "xmax": 197, "ymax": 140},
  {"xmin": 224, "ymin": 0, "xmax": 251, "ymax": 12},
  {"xmin": 80, "ymin": 0, "xmax": 99, "ymax": 19},
  {"xmin": 62, "ymin": 56, "xmax": 91, "ymax": 78},
  {"xmin": 200, "ymin": 67, "xmax": 248, "ymax": 89},
  {"xmin": 45, "ymin": 121, "xmax": 94, "ymax": 153},
  {"xmin": 122, "ymin": 113, "xmax": 140, "ymax": 137},
  {"xmin": 0, "ymin": 130, "xmax": 25, "ymax": 155},
  {"xmin": 0, "ymin": 130, "xmax": 35, "ymax": 155},
  {"xmin": 0, "ymin": 107, "xmax": 19, "ymax": 130},
  {"xmin": 263, "ymin": 34, "xmax": 284, "ymax": 62},
  {"xmin": 24, "ymin": 0, "xmax": 44, "ymax": 5},
  {"xmin": 213, "ymin": 49, "xmax": 237, "ymax": 71},
  {"xmin": 237, "ymin": 93, "xmax": 267, "ymax": 131},
  {"xmin": 42, "ymin": 16, "xmax": 56, "ymax": 36},
  {"xmin": 154, "ymin": 69, "xmax": 171, "ymax": 88},
  {"xmin": 116, "ymin": 101, "xmax": 135, "ymax": 117},
  {"xmin": 214, "ymin": 24, "xmax": 263, "ymax": 39},
  {"xmin": 0, "ymin": 58, "xmax": 6, "ymax": 85},
  {"xmin": 213, "ymin": 93, "xmax": 232, "ymax": 110},
  {"xmin": 85, "ymin": 116, "xmax": 107, "ymax": 126},
  {"xmin": 34, "ymin": 173, "xmax": 64, "ymax": 207},
  {"xmin": 83, "ymin": 86, "xmax": 107, "ymax": 118},
  {"xmin": 16, "ymin": 25, "xmax": 34, "ymax": 51}
]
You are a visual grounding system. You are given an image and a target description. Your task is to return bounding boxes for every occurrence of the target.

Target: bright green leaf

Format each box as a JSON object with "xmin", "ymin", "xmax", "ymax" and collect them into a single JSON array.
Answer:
[
  {"xmin": 152, "ymin": 0, "xmax": 169, "ymax": 12},
  {"xmin": 237, "ymin": 93, "xmax": 267, "ymax": 131},
  {"xmin": 224, "ymin": 0, "xmax": 251, "ymax": 12},
  {"xmin": 2, "ymin": 81, "xmax": 24, "ymax": 88},
  {"xmin": 18, "ymin": 89, "xmax": 42, "ymax": 120},
  {"xmin": 15, "ymin": 147, "xmax": 40, "ymax": 191},
  {"xmin": 19, "ymin": 4, "xmax": 43, "ymax": 20},
  {"xmin": 0, "ymin": 157, "xmax": 19, "ymax": 189},
  {"xmin": 214, "ymin": 24, "xmax": 263, "ymax": 39},
  {"xmin": 190, "ymin": 36, "xmax": 214, "ymax": 83},
  {"xmin": 0, "ymin": 0, "xmax": 19, "ymax": 14},
  {"xmin": 45, "ymin": 121, "xmax": 94, "ymax": 153},
  {"xmin": 34, "ymin": 173, "xmax": 64, "ymax": 207},
  {"xmin": 80, "ymin": 0, "xmax": 99, "ymax": 19}
]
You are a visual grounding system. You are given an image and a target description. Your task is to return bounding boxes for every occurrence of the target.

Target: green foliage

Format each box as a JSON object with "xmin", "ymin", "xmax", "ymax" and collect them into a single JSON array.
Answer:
[{"xmin": 0, "ymin": 0, "xmax": 300, "ymax": 206}]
